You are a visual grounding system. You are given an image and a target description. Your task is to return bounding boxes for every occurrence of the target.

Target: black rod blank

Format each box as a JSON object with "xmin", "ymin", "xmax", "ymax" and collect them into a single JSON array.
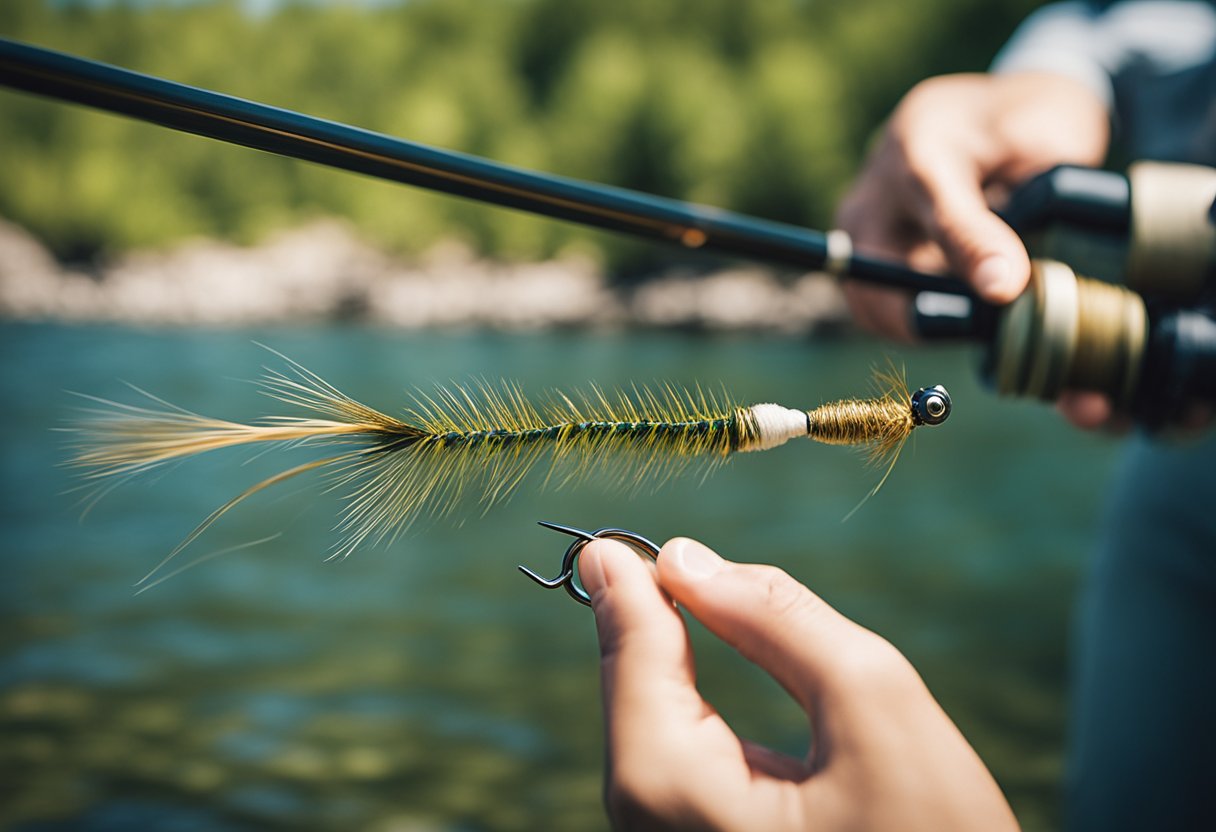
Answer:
[{"xmin": 0, "ymin": 37, "xmax": 975, "ymax": 299}]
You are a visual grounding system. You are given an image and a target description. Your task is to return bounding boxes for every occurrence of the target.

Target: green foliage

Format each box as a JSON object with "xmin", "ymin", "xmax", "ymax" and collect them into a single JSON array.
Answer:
[{"xmin": 0, "ymin": 0, "xmax": 1044, "ymax": 269}]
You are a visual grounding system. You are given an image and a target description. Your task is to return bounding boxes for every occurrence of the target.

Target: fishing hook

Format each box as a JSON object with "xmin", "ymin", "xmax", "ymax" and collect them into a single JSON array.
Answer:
[{"xmin": 518, "ymin": 521, "xmax": 662, "ymax": 606}]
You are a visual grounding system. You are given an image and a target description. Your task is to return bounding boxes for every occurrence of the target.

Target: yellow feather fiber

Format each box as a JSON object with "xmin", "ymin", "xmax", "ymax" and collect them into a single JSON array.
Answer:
[{"xmin": 65, "ymin": 357, "xmax": 748, "ymax": 571}]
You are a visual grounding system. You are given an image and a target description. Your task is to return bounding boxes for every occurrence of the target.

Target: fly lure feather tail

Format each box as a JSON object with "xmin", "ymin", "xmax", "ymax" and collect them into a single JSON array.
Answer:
[{"xmin": 66, "ymin": 355, "xmax": 950, "ymax": 576}]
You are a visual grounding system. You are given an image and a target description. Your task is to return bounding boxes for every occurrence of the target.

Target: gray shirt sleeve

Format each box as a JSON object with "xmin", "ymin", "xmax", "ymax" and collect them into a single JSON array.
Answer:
[
  {"xmin": 992, "ymin": 2, "xmax": 1118, "ymax": 104},
  {"xmin": 992, "ymin": 1, "xmax": 1216, "ymax": 105},
  {"xmin": 991, "ymin": 1, "xmax": 1216, "ymax": 163}
]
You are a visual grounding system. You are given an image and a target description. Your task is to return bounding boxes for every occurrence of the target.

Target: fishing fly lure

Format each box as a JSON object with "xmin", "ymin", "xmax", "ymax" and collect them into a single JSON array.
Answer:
[{"xmin": 66, "ymin": 355, "xmax": 950, "ymax": 581}]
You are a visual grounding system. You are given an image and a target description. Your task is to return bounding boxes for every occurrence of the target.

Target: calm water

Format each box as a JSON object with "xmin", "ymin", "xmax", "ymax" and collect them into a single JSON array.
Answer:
[{"xmin": 0, "ymin": 323, "xmax": 1121, "ymax": 831}]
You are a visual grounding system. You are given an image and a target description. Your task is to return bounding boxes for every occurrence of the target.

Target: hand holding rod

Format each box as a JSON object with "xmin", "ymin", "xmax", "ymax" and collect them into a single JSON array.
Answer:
[{"xmin": 0, "ymin": 37, "xmax": 974, "ymax": 300}]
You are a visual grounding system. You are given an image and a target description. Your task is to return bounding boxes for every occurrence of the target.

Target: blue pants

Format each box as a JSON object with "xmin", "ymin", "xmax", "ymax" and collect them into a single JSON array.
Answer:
[{"xmin": 1067, "ymin": 432, "xmax": 1216, "ymax": 830}]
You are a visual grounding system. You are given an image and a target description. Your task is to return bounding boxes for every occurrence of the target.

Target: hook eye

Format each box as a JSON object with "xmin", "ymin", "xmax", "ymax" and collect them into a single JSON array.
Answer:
[{"xmin": 911, "ymin": 384, "xmax": 951, "ymax": 426}]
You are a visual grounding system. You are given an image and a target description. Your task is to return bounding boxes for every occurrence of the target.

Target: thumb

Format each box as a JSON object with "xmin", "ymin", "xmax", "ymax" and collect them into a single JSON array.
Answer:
[
  {"xmin": 913, "ymin": 168, "xmax": 1030, "ymax": 304},
  {"xmin": 656, "ymin": 537, "xmax": 886, "ymax": 712}
]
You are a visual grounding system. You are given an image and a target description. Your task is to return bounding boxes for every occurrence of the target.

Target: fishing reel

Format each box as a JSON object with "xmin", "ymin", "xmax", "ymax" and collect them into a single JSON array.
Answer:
[{"xmin": 916, "ymin": 162, "xmax": 1216, "ymax": 428}]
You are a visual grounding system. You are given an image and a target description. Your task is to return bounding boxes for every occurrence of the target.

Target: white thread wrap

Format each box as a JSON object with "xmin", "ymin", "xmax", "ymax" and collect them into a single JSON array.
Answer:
[
  {"xmin": 742, "ymin": 403, "xmax": 809, "ymax": 452},
  {"xmin": 824, "ymin": 229, "xmax": 853, "ymax": 276}
]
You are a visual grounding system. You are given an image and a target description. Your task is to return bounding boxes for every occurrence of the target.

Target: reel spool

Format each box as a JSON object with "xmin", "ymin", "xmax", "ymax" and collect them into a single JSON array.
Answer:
[
  {"xmin": 981, "ymin": 259, "xmax": 1216, "ymax": 426},
  {"xmin": 984, "ymin": 260, "xmax": 1147, "ymax": 409}
]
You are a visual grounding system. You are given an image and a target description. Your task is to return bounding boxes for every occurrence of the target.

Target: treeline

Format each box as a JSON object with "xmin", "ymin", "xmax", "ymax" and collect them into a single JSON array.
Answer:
[{"xmin": 0, "ymin": 0, "xmax": 1042, "ymax": 272}]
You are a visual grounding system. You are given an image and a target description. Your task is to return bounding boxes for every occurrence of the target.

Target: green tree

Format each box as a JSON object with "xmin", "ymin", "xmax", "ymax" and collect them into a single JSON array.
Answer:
[{"xmin": 0, "ymin": 0, "xmax": 1046, "ymax": 271}]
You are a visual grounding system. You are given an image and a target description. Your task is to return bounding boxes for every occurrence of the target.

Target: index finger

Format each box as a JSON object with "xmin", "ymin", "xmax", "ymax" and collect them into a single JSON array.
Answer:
[
  {"xmin": 900, "ymin": 150, "xmax": 1031, "ymax": 302},
  {"xmin": 578, "ymin": 539, "xmax": 709, "ymax": 762}
]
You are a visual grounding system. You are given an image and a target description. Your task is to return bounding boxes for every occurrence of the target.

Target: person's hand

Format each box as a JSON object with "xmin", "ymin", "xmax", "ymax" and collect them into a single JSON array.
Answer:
[
  {"xmin": 836, "ymin": 70, "xmax": 1110, "ymax": 427},
  {"xmin": 837, "ymin": 71, "xmax": 1109, "ymax": 338},
  {"xmin": 578, "ymin": 536, "xmax": 1019, "ymax": 831}
]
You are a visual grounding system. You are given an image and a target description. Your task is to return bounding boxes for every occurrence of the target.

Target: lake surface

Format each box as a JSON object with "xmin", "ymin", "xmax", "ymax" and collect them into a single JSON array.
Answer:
[{"xmin": 0, "ymin": 322, "xmax": 1121, "ymax": 831}]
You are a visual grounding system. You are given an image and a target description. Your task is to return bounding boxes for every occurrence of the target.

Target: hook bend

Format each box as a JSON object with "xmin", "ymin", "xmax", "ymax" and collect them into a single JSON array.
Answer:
[{"xmin": 520, "ymin": 522, "xmax": 662, "ymax": 606}]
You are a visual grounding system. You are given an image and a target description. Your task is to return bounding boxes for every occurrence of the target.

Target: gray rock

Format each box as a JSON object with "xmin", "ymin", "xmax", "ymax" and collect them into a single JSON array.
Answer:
[{"xmin": 0, "ymin": 219, "xmax": 850, "ymax": 333}]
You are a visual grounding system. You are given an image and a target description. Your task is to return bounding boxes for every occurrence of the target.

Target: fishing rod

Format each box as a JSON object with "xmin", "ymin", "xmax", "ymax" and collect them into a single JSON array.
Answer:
[
  {"xmin": 0, "ymin": 37, "xmax": 971, "ymax": 301},
  {"xmin": 3, "ymin": 38, "xmax": 1215, "ymax": 426}
]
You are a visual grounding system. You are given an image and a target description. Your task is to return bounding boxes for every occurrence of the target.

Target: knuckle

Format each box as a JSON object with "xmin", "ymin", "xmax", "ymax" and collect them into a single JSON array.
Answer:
[
  {"xmin": 830, "ymin": 631, "xmax": 920, "ymax": 693},
  {"xmin": 926, "ymin": 201, "xmax": 960, "ymax": 241},
  {"xmin": 899, "ymin": 74, "xmax": 979, "ymax": 118},
  {"xmin": 903, "ymin": 75, "xmax": 951, "ymax": 105},
  {"xmin": 892, "ymin": 80, "xmax": 951, "ymax": 137},
  {"xmin": 751, "ymin": 564, "xmax": 824, "ymax": 626},
  {"xmin": 892, "ymin": 81, "xmax": 936, "ymax": 128}
]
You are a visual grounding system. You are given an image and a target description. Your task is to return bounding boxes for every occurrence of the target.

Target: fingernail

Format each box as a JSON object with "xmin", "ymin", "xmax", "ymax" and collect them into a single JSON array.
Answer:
[
  {"xmin": 972, "ymin": 254, "xmax": 1013, "ymax": 297},
  {"xmin": 667, "ymin": 537, "xmax": 722, "ymax": 581}
]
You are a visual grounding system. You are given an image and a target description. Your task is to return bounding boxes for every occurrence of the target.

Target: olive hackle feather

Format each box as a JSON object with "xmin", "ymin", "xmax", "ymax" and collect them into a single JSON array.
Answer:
[
  {"xmin": 806, "ymin": 366, "xmax": 915, "ymax": 464},
  {"xmin": 65, "ymin": 355, "xmax": 936, "ymax": 582}
]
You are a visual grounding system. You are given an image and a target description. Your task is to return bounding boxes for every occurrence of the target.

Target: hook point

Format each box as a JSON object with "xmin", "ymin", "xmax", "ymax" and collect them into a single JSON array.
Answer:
[{"xmin": 536, "ymin": 520, "xmax": 598, "ymax": 541}]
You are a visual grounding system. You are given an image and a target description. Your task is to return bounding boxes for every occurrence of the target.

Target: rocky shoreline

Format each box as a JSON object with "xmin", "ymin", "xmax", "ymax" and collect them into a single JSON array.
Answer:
[{"xmin": 0, "ymin": 219, "xmax": 851, "ymax": 334}]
